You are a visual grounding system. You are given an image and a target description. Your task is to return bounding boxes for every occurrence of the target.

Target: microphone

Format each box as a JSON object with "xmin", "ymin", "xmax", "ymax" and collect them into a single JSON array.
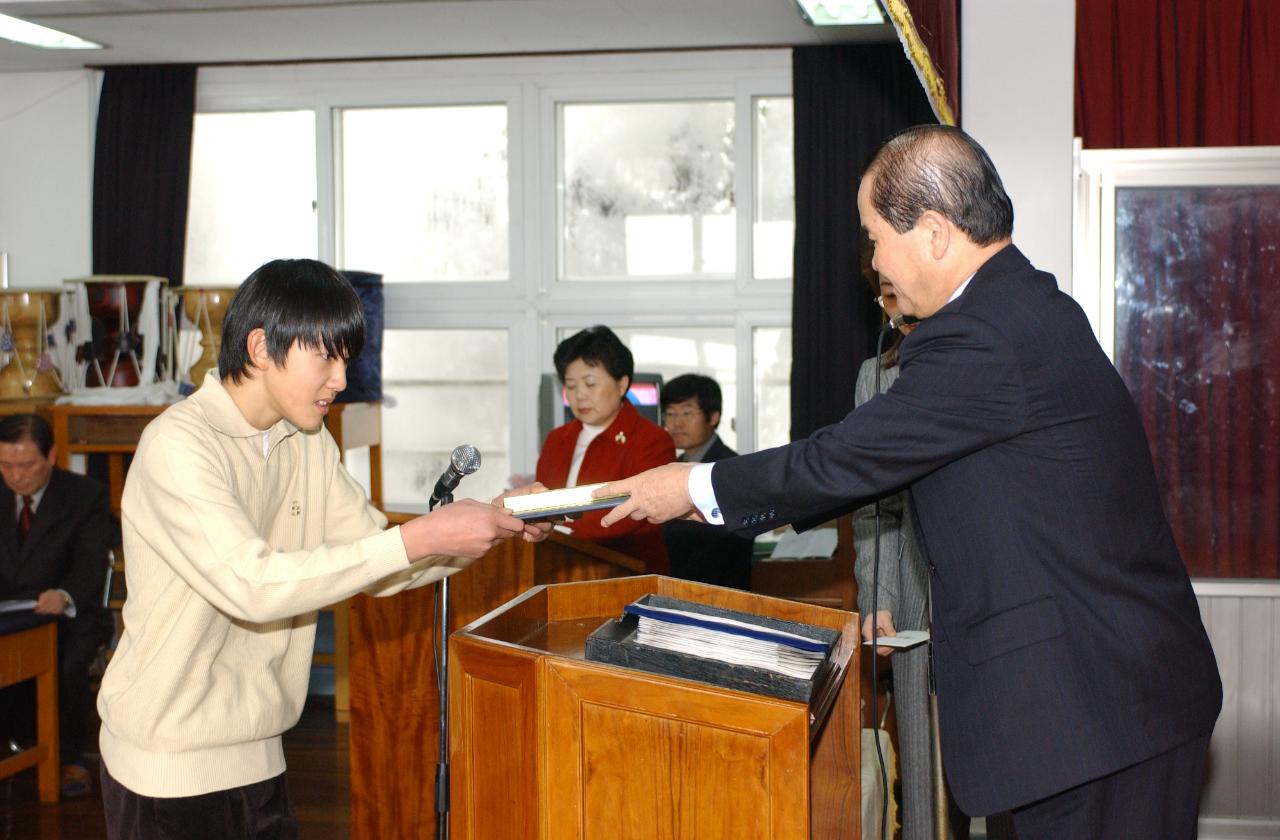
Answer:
[
  {"xmin": 889, "ymin": 313, "xmax": 920, "ymax": 331},
  {"xmin": 430, "ymin": 444, "xmax": 481, "ymax": 506}
]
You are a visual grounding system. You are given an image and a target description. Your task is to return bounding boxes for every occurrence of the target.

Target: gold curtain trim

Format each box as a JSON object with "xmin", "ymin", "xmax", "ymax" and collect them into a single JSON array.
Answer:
[{"xmin": 882, "ymin": 0, "xmax": 956, "ymax": 126}]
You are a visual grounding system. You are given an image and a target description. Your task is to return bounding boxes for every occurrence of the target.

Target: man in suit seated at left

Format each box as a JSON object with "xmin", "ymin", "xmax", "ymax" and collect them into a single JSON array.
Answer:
[
  {"xmin": 0, "ymin": 413, "xmax": 114, "ymax": 799},
  {"xmin": 660, "ymin": 374, "xmax": 754, "ymax": 589}
]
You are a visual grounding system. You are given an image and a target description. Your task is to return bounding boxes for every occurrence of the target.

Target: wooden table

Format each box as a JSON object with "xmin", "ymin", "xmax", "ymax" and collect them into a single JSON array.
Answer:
[{"xmin": 0, "ymin": 616, "xmax": 60, "ymax": 803}]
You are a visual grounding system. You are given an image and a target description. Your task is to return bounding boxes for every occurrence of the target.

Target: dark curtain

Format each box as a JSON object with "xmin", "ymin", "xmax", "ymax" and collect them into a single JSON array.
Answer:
[
  {"xmin": 1075, "ymin": 0, "xmax": 1280, "ymax": 148},
  {"xmin": 789, "ymin": 44, "xmax": 936, "ymax": 441},
  {"xmin": 92, "ymin": 64, "xmax": 197, "ymax": 286},
  {"xmin": 1114, "ymin": 188, "xmax": 1280, "ymax": 579}
]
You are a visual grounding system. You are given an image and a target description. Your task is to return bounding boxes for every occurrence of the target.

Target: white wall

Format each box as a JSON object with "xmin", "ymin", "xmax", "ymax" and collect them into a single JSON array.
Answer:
[
  {"xmin": 960, "ymin": 0, "xmax": 1075, "ymax": 292},
  {"xmin": 0, "ymin": 70, "xmax": 97, "ymax": 290}
]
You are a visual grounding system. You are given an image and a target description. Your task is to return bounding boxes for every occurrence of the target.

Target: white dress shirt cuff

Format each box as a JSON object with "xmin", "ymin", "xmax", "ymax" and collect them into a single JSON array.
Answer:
[
  {"xmin": 688, "ymin": 463, "xmax": 724, "ymax": 525},
  {"xmin": 56, "ymin": 588, "xmax": 77, "ymax": 618}
]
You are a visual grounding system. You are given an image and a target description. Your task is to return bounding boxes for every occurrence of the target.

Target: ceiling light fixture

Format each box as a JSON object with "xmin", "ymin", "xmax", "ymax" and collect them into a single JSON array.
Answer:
[
  {"xmin": 795, "ymin": 0, "xmax": 886, "ymax": 26},
  {"xmin": 0, "ymin": 13, "xmax": 103, "ymax": 50}
]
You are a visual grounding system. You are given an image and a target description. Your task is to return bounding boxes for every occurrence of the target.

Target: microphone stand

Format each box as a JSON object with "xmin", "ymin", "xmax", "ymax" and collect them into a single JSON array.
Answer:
[{"xmin": 431, "ymin": 490, "xmax": 453, "ymax": 840}]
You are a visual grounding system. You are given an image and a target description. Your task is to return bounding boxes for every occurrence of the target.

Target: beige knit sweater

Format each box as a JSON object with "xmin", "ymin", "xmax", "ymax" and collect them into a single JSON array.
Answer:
[{"xmin": 98, "ymin": 373, "xmax": 465, "ymax": 797}]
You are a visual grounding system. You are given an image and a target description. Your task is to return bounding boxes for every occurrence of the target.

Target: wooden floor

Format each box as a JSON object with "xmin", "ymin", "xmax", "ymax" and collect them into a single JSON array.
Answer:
[{"xmin": 0, "ymin": 696, "xmax": 351, "ymax": 840}]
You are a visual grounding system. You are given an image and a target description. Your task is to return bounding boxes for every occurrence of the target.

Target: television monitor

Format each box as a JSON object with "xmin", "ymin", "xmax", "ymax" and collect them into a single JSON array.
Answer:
[{"xmin": 537, "ymin": 372, "xmax": 664, "ymax": 447}]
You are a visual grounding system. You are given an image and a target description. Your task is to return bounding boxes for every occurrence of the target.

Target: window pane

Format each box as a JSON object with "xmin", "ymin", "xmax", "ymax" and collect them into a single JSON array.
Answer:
[
  {"xmin": 561, "ymin": 101, "xmax": 735, "ymax": 281},
  {"xmin": 382, "ymin": 329, "xmax": 509, "ymax": 509},
  {"xmin": 559, "ymin": 326, "xmax": 739, "ymax": 452},
  {"xmin": 341, "ymin": 106, "xmax": 509, "ymax": 283},
  {"xmin": 185, "ymin": 111, "xmax": 317, "ymax": 284},
  {"xmin": 753, "ymin": 327, "xmax": 791, "ymax": 450},
  {"xmin": 1114, "ymin": 186, "xmax": 1280, "ymax": 578},
  {"xmin": 753, "ymin": 97, "xmax": 794, "ymax": 280}
]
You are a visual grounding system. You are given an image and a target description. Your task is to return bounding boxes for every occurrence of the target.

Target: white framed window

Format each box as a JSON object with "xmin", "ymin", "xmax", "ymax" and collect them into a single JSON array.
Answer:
[
  {"xmin": 1074, "ymin": 145, "xmax": 1280, "ymax": 579},
  {"xmin": 188, "ymin": 50, "xmax": 794, "ymax": 486},
  {"xmin": 184, "ymin": 110, "xmax": 317, "ymax": 284},
  {"xmin": 339, "ymin": 104, "xmax": 510, "ymax": 283}
]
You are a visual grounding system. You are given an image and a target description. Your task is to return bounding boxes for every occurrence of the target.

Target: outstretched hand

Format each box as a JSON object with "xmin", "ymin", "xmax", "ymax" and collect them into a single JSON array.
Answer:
[
  {"xmin": 400, "ymin": 498, "xmax": 526, "ymax": 561},
  {"xmin": 597, "ymin": 462, "xmax": 701, "ymax": 527},
  {"xmin": 494, "ymin": 482, "xmax": 555, "ymax": 542}
]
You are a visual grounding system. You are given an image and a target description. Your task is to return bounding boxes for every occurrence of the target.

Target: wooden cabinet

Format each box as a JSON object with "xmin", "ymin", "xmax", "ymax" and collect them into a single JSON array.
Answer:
[{"xmin": 449, "ymin": 575, "xmax": 862, "ymax": 839}]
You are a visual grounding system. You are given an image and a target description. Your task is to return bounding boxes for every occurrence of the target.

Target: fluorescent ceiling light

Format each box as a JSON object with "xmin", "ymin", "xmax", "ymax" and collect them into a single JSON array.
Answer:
[
  {"xmin": 0, "ymin": 13, "xmax": 103, "ymax": 50},
  {"xmin": 795, "ymin": 0, "xmax": 886, "ymax": 26}
]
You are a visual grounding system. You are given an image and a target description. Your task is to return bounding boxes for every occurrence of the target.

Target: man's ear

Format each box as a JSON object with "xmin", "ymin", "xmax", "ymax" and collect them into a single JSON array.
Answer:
[
  {"xmin": 46, "ymin": 445, "xmax": 57, "ymax": 467},
  {"xmin": 918, "ymin": 209, "xmax": 951, "ymax": 260},
  {"xmin": 709, "ymin": 410, "xmax": 721, "ymax": 430},
  {"xmin": 245, "ymin": 328, "xmax": 272, "ymax": 371}
]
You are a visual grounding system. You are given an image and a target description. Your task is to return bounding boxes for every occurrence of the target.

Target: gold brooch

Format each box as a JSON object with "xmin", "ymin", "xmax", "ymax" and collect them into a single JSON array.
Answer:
[{"xmin": 615, "ymin": 431, "xmax": 627, "ymax": 444}]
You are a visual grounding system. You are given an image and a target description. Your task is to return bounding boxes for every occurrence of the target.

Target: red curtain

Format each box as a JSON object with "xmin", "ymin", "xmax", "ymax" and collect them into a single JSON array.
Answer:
[
  {"xmin": 903, "ymin": 0, "xmax": 959, "ymax": 124},
  {"xmin": 1075, "ymin": 0, "xmax": 1280, "ymax": 148}
]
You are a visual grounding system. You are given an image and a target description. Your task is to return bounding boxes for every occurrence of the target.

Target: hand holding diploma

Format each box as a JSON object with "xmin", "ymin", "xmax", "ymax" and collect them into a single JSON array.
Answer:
[
  {"xmin": 597, "ymin": 462, "xmax": 705, "ymax": 526},
  {"xmin": 494, "ymin": 482, "xmax": 557, "ymax": 542}
]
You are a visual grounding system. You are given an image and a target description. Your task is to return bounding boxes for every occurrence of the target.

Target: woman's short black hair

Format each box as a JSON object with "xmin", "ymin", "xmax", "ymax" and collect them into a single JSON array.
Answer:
[
  {"xmin": 660, "ymin": 373, "xmax": 722, "ymax": 420},
  {"xmin": 218, "ymin": 259, "xmax": 366, "ymax": 385},
  {"xmin": 0, "ymin": 413, "xmax": 53, "ymax": 456},
  {"xmin": 553, "ymin": 325, "xmax": 633, "ymax": 384}
]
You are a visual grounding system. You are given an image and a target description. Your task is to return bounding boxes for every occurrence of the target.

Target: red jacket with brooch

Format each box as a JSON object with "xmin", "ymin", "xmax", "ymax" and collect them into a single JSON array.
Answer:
[{"xmin": 535, "ymin": 400, "xmax": 676, "ymax": 573}]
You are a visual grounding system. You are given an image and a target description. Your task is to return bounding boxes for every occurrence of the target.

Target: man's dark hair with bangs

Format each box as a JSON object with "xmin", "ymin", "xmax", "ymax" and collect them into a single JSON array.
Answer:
[
  {"xmin": 866, "ymin": 124, "xmax": 1014, "ymax": 246},
  {"xmin": 218, "ymin": 259, "xmax": 365, "ymax": 385}
]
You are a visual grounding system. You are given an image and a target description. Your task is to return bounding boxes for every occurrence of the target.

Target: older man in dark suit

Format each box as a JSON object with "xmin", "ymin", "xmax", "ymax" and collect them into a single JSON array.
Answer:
[
  {"xmin": 0, "ymin": 413, "xmax": 113, "ymax": 798},
  {"xmin": 660, "ymin": 374, "xmax": 753, "ymax": 589},
  {"xmin": 600, "ymin": 125, "xmax": 1221, "ymax": 839}
]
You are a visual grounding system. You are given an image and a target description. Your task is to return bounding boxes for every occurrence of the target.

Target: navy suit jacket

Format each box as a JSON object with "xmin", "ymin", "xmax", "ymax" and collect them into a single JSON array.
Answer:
[
  {"xmin": 712, "ymin": 245, "xmax": 1222, "ymax": 814},
  {"xmin": 0, "ymin": 468, "xmax": 114, "ymax": 641}
]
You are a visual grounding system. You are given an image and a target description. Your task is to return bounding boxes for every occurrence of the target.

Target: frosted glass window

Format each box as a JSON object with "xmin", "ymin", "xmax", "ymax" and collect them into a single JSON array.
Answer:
[
  {"xmin": 381, "ymin": 329, "xmax": 509, "ymax": 510},
  {"xmin": 753, "ymin": 97, "xmax": 795, "ymax": 280},
  {"xmin": 1113, "ymin": 186, "xmax": 1280, "ymax": 578},
  {"xmin": 560, "ymin": 101, "xmax": 736, "ymax": 280},
  {"xmin": 341, "ymin": 106, "xmax": 509, "ymax": 283},
  {"xmin": 185, "ymin": 111, "xmax": 317, "ymax": 285},
  {"xmin": 753, "ymin": 327, "xmax": 791, "ymax": 450},
  {"xmin": 559, "ymin": 326, "xmax": 739, "ymax": 452}
]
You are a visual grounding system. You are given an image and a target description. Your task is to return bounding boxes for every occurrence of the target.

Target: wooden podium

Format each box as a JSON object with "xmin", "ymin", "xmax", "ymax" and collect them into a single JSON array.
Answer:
[
  {"xmin": 449, "ymin": 576, "xmax": 862, "ymax": 839},
  {"xmin": 348, "ymin": 530, "xmax": 645, "ymax": 839}
]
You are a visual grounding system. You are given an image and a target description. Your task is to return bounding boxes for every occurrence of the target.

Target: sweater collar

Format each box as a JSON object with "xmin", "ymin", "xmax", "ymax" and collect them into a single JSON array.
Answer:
[{"xmin": 190, "ymin": 369, "xmax": 300, "ymax": 441}]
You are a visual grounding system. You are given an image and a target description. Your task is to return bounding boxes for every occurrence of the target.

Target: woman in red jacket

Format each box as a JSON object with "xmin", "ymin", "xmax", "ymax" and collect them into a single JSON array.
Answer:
[{"xmin": 535, "ymin": 326, "xmax": 675, "ymax": 572}]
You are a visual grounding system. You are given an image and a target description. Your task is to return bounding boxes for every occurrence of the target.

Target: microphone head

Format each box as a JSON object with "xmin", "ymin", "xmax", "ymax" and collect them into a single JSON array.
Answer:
[{"xmin": 450, "ymin": 444, "xmax": 482, "ymax": 476}]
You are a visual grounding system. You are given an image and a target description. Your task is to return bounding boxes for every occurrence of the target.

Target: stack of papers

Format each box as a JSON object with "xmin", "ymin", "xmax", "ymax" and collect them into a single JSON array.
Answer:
[
  {"xmin": 503, "ymin": 482, "xmax": 629, "ymax": 521},
  {"xmin": 625, "ymin": 601, "xmax": 829, "ymax": 680}
]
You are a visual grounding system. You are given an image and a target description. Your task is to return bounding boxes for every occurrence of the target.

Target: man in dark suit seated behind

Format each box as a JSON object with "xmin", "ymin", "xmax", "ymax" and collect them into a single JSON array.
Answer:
[
  {"xmin": 660, "ymin": 374, "xmax": 753, "ymax": 590},
  {"xmin": 0, "ymin": 414, "xmax": 114, "ymax": 799}
]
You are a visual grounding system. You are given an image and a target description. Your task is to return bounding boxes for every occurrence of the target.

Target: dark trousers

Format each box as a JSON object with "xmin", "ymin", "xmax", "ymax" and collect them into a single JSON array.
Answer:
[
  {"xmin": 101, "ymin": 761, "xmax": 298, "ymax": 840},
  {"xmin": 1011, "ymin": 734, "xmax": 1210, "ymax": 840}
]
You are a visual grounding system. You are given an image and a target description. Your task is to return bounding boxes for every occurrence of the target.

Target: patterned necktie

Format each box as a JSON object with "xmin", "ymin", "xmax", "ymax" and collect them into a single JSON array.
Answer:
[{"xmin": 18, "ymin": 496, "xmax": 32, "ymax": 544}]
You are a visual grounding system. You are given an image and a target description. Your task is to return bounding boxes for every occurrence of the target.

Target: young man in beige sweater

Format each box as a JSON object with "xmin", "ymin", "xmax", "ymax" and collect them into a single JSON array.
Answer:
[{"xmin": 96, "ymin": 259, "xmax": 547, "ymax": 839}]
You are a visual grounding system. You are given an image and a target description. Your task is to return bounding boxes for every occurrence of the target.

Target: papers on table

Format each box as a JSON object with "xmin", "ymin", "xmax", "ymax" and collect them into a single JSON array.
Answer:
[
  {"xmin": 625, "ymin": 600, "xmax": 830, "ymax": 681},
  {"xmin": 502, "ymin": 482, "xmax": 629, "ymax": 521},
  {"xmin": 767, "ymin": 527, "xmax": 839, "ymax": 561}
]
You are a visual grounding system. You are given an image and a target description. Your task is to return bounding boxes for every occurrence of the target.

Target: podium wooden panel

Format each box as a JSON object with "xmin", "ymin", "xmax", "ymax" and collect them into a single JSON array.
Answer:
[
  {"xmin": 449, "ymin": 575, "xmax": 862, "ymax": 839},
  {"xmin": 347, "ymin": 530, "xmax": 644, "ymax": 840}
]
